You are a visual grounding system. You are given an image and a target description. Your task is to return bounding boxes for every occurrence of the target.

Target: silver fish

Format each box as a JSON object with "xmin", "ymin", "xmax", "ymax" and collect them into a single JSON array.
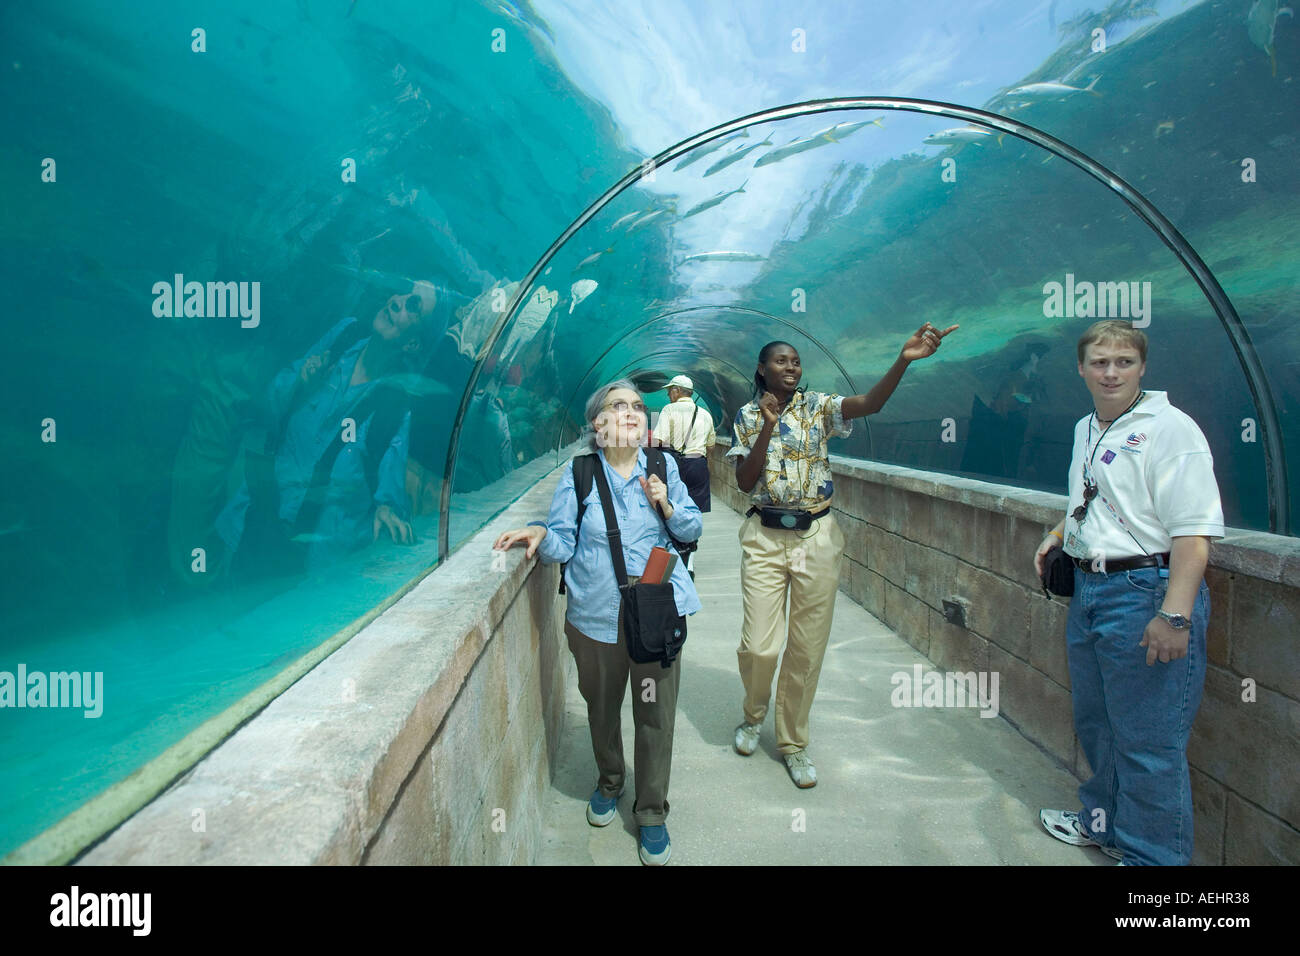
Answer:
[
  {"xmin": 609, "ymin": 210, "xmax": 641, "ymax": 229},
  {"xmin": 681, "ymin": 250, "xmax": 766, "ymax": 263},
  {"xmin": 681, "ymin": 181, "xmax": 747, "ymax": 218},
  {"xmin": 673, "ymin": 131, "xmax": 750, "ymax": 171},
  {"xmin": 703, "ymin": 136, "xmax": 774, "ymax": 177},
  {"xmin": 922, "ymin": 126, "xmax": 1001, "ymax": 147},
  {"xmin": 752, "ymin": 119, "xmax": 882, "ymax": 168},
  {"xmin": 576, "ymin": 247, "xmax": 613, "ymax": 268},
  {"xmin": 1005, "ymin": 76, "xmax": 1101, "ymax": 98}
]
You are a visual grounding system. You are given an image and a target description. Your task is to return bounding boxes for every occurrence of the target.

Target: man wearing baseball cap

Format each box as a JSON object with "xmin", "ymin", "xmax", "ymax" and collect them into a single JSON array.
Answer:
[{"xmin": 657, "ymin": 375, "xmax": 715, "ymax": 577}]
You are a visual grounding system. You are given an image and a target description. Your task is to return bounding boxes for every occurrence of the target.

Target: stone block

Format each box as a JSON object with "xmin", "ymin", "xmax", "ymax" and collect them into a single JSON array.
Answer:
[
  {"xmin": 835, "ymin": 474, "xmax": 865, "ymax": 520},
  {"xmin": 365, "ymin": 748, "xmax": 438, "ymax": 866},
  {"xmin": 861, "ymin": 569, "xmax": 886, "ymax": 619},
  {"xmin": 988, "ymin": 644, "xmax": 1075, "ymax": 768},
  {"xmin": 1029, "ymin": 595, "xmax": 1072, "ymax": 690},
  {"xmin": 861, "ymin": 479, "xmax": 888, "ymax": 527},
  {"xmin": 1001, "ymin": 515, "xmax": 1048, "ymax": 592},
  {"xmin": 1225, "ymin": 793, "xmax": 1300, "ymax": 865},
  {"xmin": 501, "ymin": 594, "xmax": 539, "ymax": 724},
  {"xmin": 876, "ymin": 485, "xmax": 909, "ymax": 537},
  {"xmin": 1189, "ymin": 767, "xmax": 1226, "ymax": 866},
  {"xmin": 1188, "ymin": 667, "xmax": 1300, "ymax": 830},
  {"xmin": 883, "ymin": 580, "xmax": 930, "ymax": 655},
  {"xmin": 927, "ymin": 608, "xmax": 990, "ymax": 675},
  {"xmin": 1229, "ymin": 577, "xmax": 1300, "ymax": 701},
  {"xmin": 844, "ymin": 512, "xmax": 871, "ymax": 567},
  {"xmin": 872, "ymin": 528, "xmax": 905, "ymax": 589},
  {"xmin": 1203, "ymin": 567, "xmax": 1232, "ymax": 668},
  {"xmin": 953, "ymin": 561, "xmax": 1031, "ymax": 659},
  {"xmin": 901, "ymin": 490, "xmax": 934, "ymax": 546}
]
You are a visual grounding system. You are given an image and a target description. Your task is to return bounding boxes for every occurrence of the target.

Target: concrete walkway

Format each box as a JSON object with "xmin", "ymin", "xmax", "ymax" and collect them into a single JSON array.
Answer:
[{"xmin": 538, "ymin": 505, "xmax": 1107, "ymax": 866}]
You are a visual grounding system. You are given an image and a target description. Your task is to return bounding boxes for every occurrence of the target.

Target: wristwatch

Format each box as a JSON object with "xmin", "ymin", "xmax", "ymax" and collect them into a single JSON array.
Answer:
[{"xmin": 1156, "ymin": 609, "xmax": 1191, "ymax": 630}]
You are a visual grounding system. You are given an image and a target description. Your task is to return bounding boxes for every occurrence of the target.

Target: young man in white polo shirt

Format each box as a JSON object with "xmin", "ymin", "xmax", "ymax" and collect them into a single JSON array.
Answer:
[{"xmin": 1033, "ymin": 320, "xmax": 1224, "ymax": 866}]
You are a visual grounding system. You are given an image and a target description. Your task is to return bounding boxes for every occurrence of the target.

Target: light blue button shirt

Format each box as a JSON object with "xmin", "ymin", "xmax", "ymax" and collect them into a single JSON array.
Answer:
[{"xmin": 532, "ymin": 449, "xmax": 703, "ymax": 644}]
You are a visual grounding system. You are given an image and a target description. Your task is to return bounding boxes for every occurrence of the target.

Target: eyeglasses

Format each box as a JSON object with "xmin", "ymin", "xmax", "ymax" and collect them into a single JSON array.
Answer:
[
  {"xmin": 602, "ymin": 400, "xmax": 647, "ymax": 415},
  {"xmin": 1071, "ymin": 477, "xmax": 1098, "ymax": 524},
  {"xmin": 392, "ymin": 294, "xmax": 423, "ymax": 317}
]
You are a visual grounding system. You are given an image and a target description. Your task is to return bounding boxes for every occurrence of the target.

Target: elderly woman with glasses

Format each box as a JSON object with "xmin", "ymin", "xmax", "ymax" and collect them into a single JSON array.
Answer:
[{"xmin": 495, "ymin": 379, "xmax": 702, "ymax": 865}]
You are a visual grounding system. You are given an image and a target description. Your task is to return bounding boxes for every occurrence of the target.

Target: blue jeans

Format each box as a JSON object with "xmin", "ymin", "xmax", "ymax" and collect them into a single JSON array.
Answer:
[{"xmin": 1066, "ymin": 565, "xmax": 1210, "ymax": 866}]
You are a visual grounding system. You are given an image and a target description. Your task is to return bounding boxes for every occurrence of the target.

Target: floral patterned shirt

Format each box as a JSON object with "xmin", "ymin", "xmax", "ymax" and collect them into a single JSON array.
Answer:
[{"xmin": 726, "ymin": 390, "xmax": 852, "ymax": 507}]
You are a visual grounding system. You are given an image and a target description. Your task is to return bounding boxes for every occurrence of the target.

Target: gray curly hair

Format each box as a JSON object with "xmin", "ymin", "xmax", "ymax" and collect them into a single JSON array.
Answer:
[{"xmin": 583, "ymin": 379, "xmax": 642, "ymax": 452}]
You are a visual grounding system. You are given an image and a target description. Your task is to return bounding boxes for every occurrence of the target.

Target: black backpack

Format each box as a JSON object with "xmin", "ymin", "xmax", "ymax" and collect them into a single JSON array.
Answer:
[{"xmin": 559, "ymin": 448, "xmax": 699, "ymax": 595}]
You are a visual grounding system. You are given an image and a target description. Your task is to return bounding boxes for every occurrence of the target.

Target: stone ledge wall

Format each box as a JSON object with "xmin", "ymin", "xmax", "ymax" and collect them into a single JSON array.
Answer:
[
  {"xmin": 79, "ymin": 473, "xmax": 568, "ymax": 866},
  {"xmin": 708, "ymin": 442, "xmax": 1300, "ymax": 865}
]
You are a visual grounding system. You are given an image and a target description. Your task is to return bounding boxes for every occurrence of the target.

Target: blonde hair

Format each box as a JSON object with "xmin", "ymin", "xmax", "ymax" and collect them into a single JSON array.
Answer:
[{"xmin": 1077, "ymin": 319, "xmax": 1147, "ymax": 364}]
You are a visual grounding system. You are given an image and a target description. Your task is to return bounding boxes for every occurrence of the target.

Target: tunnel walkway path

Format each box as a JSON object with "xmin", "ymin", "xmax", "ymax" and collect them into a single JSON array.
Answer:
[{"xmin": 538, "ymin": 503, "xmax": 1105, "ymax": 866}]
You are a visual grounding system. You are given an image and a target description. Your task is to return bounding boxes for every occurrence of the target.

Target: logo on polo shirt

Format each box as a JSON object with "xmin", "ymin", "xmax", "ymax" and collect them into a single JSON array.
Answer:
[
  {"xmin": 1101, "ymin": 449, "xmax": 1116, "ymax": 464},
  {"xmin": 1120, "ymin": 432, "xmax": 1148, "ymax": 454}
]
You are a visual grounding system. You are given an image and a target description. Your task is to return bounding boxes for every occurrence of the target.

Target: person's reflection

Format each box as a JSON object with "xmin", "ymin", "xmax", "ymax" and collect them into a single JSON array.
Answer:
[
  {"xmin": 214, "ymin": 280, "xmax": 442, "ymax": 579},
  {"xmin": 960, "ymin": 342, "xmax": 1049, "ymax": 480}
]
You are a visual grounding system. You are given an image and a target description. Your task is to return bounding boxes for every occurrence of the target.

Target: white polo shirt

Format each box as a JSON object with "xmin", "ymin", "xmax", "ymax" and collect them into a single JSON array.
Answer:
[{"xmin": 1063, "ymin": 390, "xmax": 1224, "ymax": 560}]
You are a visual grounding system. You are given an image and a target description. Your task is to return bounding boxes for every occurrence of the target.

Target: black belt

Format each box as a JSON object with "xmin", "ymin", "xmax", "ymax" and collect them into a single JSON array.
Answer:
[
  {"xmin": 1072, "ymin": 553, "xmax": 1170, "ymax": 573},
  {"xmin": 746, "ymin": 505, "xmax": 829, "ymax": 521}
]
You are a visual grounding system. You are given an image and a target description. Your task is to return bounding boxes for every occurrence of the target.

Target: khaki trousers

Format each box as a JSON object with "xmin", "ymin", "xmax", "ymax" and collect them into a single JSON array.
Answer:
[
  {"xmin": 737, "ymin": 511, "xmax": 844, "ymax": 753},
  {"xmin": 565, "ymin": 600, "xmax": 681, "ymax": 827}
]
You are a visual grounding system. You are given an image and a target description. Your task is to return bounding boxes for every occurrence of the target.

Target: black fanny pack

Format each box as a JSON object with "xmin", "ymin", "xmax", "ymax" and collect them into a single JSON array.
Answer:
[
  {"xmin": 1040, "ymin": 545, "xmax": 1076, "ymax": 598},
  {"xmin": 747, "ymin": 505, "xmax": 826, "ymax": 532}
]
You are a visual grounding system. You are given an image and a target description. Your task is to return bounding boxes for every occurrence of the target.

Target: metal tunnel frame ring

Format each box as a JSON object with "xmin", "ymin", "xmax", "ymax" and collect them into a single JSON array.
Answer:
[
  {"xmin": 439, "ymin": 97, "xmax": 1289, "ymax": 561},
  {"xmin": 548, "ymin": 305, "xmax": 870, "ymax": 456}
]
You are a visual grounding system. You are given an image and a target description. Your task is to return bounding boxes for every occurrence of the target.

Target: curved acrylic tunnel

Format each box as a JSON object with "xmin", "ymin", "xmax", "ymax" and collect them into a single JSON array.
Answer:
[
  {"xmin": 442, "ymin": 99, "xmax": 1285, "ymax": 558},
  {"xmin": 4, "ymin": 0, "xmax": 1299, "ymax": 864}
]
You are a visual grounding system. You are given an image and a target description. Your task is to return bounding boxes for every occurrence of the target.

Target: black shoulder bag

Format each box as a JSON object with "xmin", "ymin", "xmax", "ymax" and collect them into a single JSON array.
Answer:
[
  {"xmin": 590, "ymin": 459, "xmax": 686, "ymax": 669},
  {"xmin": 1040, "ymin": 545, "xmax": 1075, "ymax": 598}
]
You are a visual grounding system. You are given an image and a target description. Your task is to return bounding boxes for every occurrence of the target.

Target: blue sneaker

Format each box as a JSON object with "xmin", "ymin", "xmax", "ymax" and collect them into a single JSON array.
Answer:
[
  {"xmin": 638, "ymin": 825, "xmax": 671, "ymax": 866},
  {"xmin": 586, "ymin": 789, "xmax": 621, "ymax": 827}
]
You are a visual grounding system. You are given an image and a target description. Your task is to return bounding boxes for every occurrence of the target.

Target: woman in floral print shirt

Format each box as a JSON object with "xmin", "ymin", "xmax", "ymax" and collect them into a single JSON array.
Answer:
[{"xmin": 727, "ymin": 323, "xmax": 957, "ymax": 788}]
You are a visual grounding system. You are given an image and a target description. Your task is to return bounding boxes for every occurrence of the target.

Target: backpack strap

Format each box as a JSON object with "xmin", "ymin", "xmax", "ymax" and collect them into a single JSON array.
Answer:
[
  {"xmin": 590, "ymin": 457, "xmax": 630, "ymax": 588},
  {"xmin": 559, "ymin": 454, "xmax": 598, "ymax": 595}
]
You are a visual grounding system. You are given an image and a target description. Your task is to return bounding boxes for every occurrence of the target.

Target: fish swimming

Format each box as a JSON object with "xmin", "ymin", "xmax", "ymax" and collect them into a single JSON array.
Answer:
[
  {"xmin": 629, "ymin": 209, "xmax": 670, "ymax": 229},
  {"xmin": 569, "ymin": 279, "xmax": 598, "ymax": 313},
  {"xmin": 681, "ymin": 181, "xmax": 747, "ymax": 218},
  {"xmin": 752, "ymin": 119, "xmax": 881, "ymax": 168},
  {"xmin": 610, "ymin": 210, "xmax": 641, "ymax": 229},
  {"xmin": 1004, "ymin": 76, "xmax": 1101, "ymax": 98},
  {"xmin": 922, "ymin": 127, "xmax": 1002, "ymax": 147},
  {"xmin": 681, "ymin": 250, "xmax": 766, "ymax": 263},
  {"xmin": 576, "ymin": 247, "xmax": 612, "ymax": 268},
  {"xmin": 673, "ymin": 131, "xmax": 750, "ymax": 171},
  {"xmin": 703, "ymin": 136, "xmax": 774, "ymax": 177}
]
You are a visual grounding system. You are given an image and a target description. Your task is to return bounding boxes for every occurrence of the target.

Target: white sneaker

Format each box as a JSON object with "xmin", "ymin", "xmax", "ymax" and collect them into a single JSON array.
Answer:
[
  {"xmin": 784, "ymin": 749, "xmax": 818, "ymax": 788},
  {"xmin": 733, "ymin": 722, "xmax": 761, "ymax": 755},
  {"xmin": 1039, "ymin": 809, "xmax": 1123, "ymax": 860}
]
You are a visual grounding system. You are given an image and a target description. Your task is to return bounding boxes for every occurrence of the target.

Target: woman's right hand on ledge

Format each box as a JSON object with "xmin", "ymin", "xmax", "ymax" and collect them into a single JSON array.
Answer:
[{"xmin": 494, "ymin": 525, "xmax": 547, "ymax": 559}]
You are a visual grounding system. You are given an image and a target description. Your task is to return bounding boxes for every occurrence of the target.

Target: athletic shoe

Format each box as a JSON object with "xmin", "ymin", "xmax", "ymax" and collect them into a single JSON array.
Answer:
[
  {"xmin": 784, "ymin": 749, "xmax": 818, "ymax": 788},
  {"xmin": 1039, "ymin": 809, "xmax": 1123, "ymax": 860},
  {"xmin": 586, "ymin": 788, "xmax": 621, "ymax": 827},
  {"xmin": 734, "ymin": 722, "xmax": 761, "ymax": 755},
  {"xmin": 639, "ymin": 825, "xmax": 671, "ymax": 865}
]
